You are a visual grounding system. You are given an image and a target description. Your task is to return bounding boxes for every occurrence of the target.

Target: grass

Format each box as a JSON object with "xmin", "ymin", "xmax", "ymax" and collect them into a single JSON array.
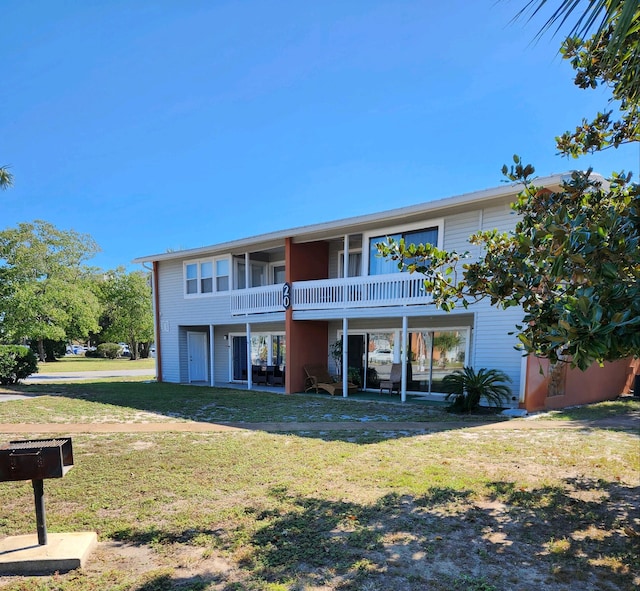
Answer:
[
  {"xmin": 36, "ymin": 357, "xmax": 156, "ymax": 373},
  {"xmin": 0, "ymin": 381, "xmax": 476, "ymax": 424},
  {"xmin": 0, "ymin": 384, "xmax": 637, "ymax": 590},
  {"xmin": 541, "ymin": 396, "xmax": 640, "ymax": 421}
]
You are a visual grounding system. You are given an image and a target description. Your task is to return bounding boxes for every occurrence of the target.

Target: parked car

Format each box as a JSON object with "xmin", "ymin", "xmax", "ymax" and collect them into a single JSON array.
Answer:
[{"xmin": 369, "ymin": 348, "xmax": 393, "ymax": 364}]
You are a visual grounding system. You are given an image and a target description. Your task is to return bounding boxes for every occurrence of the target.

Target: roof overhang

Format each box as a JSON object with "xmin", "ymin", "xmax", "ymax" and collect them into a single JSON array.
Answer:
[{"xmin": 132, "ymin": 172, "xmax": 583, "ymax": 264}]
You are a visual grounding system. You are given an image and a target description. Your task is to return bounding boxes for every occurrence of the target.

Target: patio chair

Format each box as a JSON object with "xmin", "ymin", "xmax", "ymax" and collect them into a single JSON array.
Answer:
[
  {"xmin": 252, "ymin": 365, "xmax": 268, "ymax": 385},
  {"xmin": 379, "ymin": 363, "xmax": 402, "ymax": 395},
  {"xmin": 303, "ymin": 364, "xmax": 358, "ymax": 396}
]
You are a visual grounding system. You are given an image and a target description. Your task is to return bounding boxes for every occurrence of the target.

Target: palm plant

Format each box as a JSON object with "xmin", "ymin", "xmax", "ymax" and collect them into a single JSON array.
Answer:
[
  {"xmin": 442, "ymin": 367, "xmax": 512, "ymax": 413},
  {"xmin": 0, "ymin": 166, "xmax": 14, "ymax": 190}
]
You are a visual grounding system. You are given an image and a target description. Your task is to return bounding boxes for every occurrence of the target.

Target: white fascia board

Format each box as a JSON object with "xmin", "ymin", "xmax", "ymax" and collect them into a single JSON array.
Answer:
[{"xmin": 132, "ymin": 172, "xmax": 594, "ymax": 264}]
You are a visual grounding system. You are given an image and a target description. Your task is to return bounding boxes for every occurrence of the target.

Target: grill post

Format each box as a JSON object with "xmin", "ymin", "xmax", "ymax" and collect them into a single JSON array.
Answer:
[{"xmin": 32, "ymin": 479, "xmax": 47, "ymax": 546}]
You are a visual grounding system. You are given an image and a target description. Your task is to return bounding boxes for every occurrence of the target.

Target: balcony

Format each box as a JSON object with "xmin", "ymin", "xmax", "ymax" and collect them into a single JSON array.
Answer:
[{"xmin": 230, "ymin": 273, "xmax": 432, "ymax": 316}]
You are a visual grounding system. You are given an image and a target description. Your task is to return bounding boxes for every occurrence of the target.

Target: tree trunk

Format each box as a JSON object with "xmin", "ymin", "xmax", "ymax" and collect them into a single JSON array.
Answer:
[{"xmin": 37, "ymin": 338, "xmax": 46, "ymax": 362}]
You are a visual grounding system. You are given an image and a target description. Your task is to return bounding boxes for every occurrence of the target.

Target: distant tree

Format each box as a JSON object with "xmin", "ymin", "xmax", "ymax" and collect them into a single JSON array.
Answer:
[
  {"xmin": 433, "ymin": 332, "xmax": 462, "ymax": 367},
  {"xmin": 0, "ymin": 220, "xmax": 101, "ymax": 361},
  {"xmin": 97, "ymin": 269, "xmax": 154, "ymax": 360},
  {"xmin": 0, "ymin": 166, "xmax": 13, "ymax": 190}
]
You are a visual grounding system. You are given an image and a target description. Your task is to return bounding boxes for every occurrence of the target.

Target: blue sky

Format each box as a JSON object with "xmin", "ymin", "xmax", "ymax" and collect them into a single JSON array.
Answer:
[{"xmin": 3, "ymin": 1, "xmax": 638, "ymax": 271}]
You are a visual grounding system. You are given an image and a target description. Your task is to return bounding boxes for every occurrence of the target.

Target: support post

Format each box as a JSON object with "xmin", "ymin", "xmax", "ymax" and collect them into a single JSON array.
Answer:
[
  {"xmin": 342, "ymin": 318, "xmax": 349, "ymax": 398},
  {"xmin": 32, "ymin": 479, "xmax": 47, "ymax": 546}
]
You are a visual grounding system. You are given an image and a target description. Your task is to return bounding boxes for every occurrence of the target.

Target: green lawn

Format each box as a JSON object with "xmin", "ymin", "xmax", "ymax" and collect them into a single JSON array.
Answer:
[
  {"xmin": 36, "ymin": 356, "xmax": 156, "ymax": 373},
  {"xmin": 0, "ymin": 384, "xmax": 637, "ymax": 591}
]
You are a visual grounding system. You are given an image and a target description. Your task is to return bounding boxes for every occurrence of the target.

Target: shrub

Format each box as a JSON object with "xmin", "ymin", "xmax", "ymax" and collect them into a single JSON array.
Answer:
[
  {"xmin": 84, "ymin": 348, "xmax": 101, "ymax": 358},
  {"xmin": 442, "ymin": 367, "xmax": 512, "ymax": 413},
  {"xmin": 0, "ymin": 345, "xmax": 38, "ymax": 385},
  {"xmin": 97, "ymin": 343, "xmax": 122, "ymax": 359}
]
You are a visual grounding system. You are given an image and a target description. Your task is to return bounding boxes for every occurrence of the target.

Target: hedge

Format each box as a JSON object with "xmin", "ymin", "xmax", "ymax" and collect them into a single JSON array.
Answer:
[
  {"xmin": 96, "ymin": 343, "xmax": 122, "ymax": 359},
  {"xmin": 0, "ymin": 345, "xmax": 38, "ymax": 385}
]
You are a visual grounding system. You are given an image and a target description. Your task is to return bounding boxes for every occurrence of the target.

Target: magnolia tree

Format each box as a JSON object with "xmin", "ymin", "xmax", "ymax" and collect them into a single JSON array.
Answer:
[
  {"xmin": 379, "ymin": 163, "xmax": 639, "ymax": 370},
  {"xmin": 379, "ymin": 2, "xmax": 640, "ymax": 370}
]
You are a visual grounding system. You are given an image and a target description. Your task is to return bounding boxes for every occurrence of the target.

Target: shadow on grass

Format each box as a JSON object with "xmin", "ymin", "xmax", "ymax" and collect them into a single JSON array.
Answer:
[
  {"xmin": 7, "ymin": 380, "xmax": 516, "ymax": 443},
  {"xmin": 110, "ymin": 478, "xmax": 640, "ymax": 591}
]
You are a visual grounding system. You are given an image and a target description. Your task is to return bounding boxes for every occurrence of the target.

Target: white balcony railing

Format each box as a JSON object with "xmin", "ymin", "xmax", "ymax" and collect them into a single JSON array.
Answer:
[
  {"xmin": 230, "ymin": 273, "xmax": 432, "ymax": 315},
  {"xmin": 292, "ymin": 273, "xmax": 432, "ymax": 310},
  {"xmin": 230, "ymin": 284, "xmax": 284, "ymax": 315}
]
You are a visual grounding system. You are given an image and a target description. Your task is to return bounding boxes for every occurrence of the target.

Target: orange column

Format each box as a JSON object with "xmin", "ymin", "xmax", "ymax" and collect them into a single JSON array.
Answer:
[{"xmin": 284, "ymin": 237, "xmax": 330, "ymax": 393}]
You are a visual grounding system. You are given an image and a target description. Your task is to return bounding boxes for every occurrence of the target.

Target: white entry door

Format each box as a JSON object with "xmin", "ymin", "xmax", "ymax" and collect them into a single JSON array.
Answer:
[{"xmin": 187, "ymin": 332, "xmax": 208, "ymax": 382}]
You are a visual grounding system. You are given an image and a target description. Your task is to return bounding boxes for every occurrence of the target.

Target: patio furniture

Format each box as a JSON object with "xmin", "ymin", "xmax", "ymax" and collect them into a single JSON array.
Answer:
[
  {"xmin": 252, "ymin": 365, "xmax": 268, "ymax": 385},
  {"xmin": 303, "ymin": 365, "xmax": 358, "ymax": 396},
  {"xmin": 269, "ymin": 365, "xmax": 285, "ymax": 386},
  {"xmin": 379, "ymin": 363, "xmax": 402, "ymax": 395}
]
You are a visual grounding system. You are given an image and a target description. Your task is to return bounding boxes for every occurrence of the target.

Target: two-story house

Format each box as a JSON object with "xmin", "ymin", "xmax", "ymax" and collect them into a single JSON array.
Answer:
[{"xmin": 134, "ymin": 173, "xmax": 637, "ymax": 411}]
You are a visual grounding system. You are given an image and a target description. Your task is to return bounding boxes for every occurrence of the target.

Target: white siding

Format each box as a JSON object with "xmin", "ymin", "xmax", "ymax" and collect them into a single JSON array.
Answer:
[
  {"xmin": 157, "ymin": 259, "xmax": 285, "ymax": 384},
  {"xmin": 155, "ymin": 193, "xmax": 525, "ymax": 391},
  {"xmin": 443, "ymin": 210, "xmax": 481, "ymax": 254}
]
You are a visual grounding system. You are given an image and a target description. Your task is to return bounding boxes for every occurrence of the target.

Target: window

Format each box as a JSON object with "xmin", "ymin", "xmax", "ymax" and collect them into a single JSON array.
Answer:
[
  {"xmin": 251, "ymin": 262, "xmax": 266, "ymax": 287},
  {"xmin": 185, "ymin": 263, "xmax": 198, "ymax": 295},
  {"xmin": 272, "ymin": 264, "xmax": 286, "ymax": 284},
  {"xmin": 234, "ymin": 260, "xmax": 246, "ymax": 290},
  {"xmin": 234, "ymin": 259, "xmax": 270, "ymax": 289},
  {"xmin": 369, "ymin": 226, "xmax": 438, "ymax": 275},
  {"xmin": 338, "ymin": 251, "xmax": 362, "ymax": 277},
  {"xmin": 185, "ymin": 261, "xmax": 213, "ymax": 295},
  {"xmin": 200, "ymin": 261, "xmax": 213, "ymax": 293},
  {"xmin": 216, "ymin": 259, "xmax": 229, "ymax": 292},
  {"xmin": 185, "ymin": 257, "xmax": 229, "ymax": 295}
]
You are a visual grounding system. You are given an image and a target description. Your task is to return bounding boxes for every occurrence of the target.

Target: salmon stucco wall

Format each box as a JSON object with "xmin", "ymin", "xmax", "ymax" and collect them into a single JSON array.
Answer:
[
  {"xmin": 284, "ymin": 237, "xmax": 331, "ymax": 393},
  {"xmin": 523, "ymin": 356, "xmax": 636, "ymax": 412}
]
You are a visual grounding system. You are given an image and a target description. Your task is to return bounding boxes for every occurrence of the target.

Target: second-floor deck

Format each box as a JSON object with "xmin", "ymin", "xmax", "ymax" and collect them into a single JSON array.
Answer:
[{"xmin": 230, "ymin": 272, "xmax": 432, "ymax": 315}]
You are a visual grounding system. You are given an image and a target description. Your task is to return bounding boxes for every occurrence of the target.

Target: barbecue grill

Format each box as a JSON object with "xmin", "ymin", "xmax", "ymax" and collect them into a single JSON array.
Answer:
[{"xmin": 0, "ymin": 438, "xmax": 74, "ymax": 546}]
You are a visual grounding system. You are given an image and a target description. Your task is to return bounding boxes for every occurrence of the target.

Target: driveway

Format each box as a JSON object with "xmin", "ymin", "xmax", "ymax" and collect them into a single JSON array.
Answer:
[
  {"xmin": 0, "ymin": 369, "xmax": 156, "ymax": 401},
  {"xmin": 23, "ymin": 369, "xmax": 155, "ymax": 383}
]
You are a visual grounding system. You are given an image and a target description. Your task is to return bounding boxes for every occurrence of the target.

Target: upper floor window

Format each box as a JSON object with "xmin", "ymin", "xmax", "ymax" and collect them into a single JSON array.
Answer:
[
  {"xmin": 369, "ymin": 226, "xmax": 438, "ymax": 275},
  {"xmin": 234, "ymin": 259, "xmax": 268, "ymax": 289},
  {"xmin": 215, "ymin": 259, "xmax": 230, "ymax": 292},
  {"xmin": 272, "ymin": 264, "xmax": 286, "ymax": 284},
  {"xmin": 185, "ymin": 257, "xmax": 229, "ymax": 296},
  {"xmin": 338, "ymin": 251, "xmax": 362, "ymax": 277}
]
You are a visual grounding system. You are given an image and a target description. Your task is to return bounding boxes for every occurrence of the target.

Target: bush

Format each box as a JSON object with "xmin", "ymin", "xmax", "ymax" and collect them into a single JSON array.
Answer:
[
  {"xmin": 84, "ymin": 348, "xmax": 101, "ymax": 358},
  {"xmin": 96, "ymin": 343, "xmax": 122, "ymax": 359},
  {"xmin": 442, "ymin": 367, "xmax": 512, "ymax": 413},
  {"xmin": 0, "ymin": 345, "xmax": 38, "ymax": 385}
]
